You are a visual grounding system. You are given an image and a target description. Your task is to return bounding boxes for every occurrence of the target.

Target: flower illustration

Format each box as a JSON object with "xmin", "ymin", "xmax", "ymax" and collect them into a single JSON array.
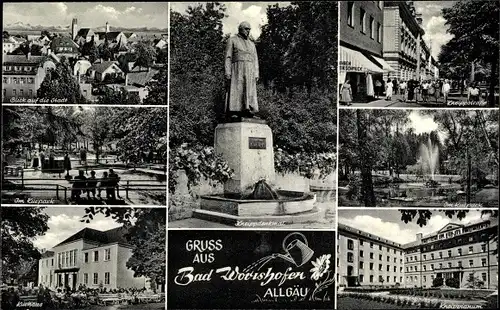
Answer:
[{"xmin": 310, "ymin": 254, "xmax": 331, "ymax": 280}]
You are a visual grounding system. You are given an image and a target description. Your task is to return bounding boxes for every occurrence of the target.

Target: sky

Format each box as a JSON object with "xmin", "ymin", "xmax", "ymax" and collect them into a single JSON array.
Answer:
[
  {"xmin": 32, "ymin": 207, "xmax": 123, "ymax": 250},
  {"xmin": 338, "ymin": 209, "xmax": 489, "ymax": 245},
  {"xmin": 171, "ymin": 2, "xmax": 290, "ymax": 39},
  {"xmin": 407, "ymin": 110, "xmax": 446, "ymax": 143},
  {"xmin": 3, "ymin": 2, "xmax": 168, "ymax": 29},
  {"xmin": 414, "ymin": 1, "xmax": 456, "ymax": 59}
]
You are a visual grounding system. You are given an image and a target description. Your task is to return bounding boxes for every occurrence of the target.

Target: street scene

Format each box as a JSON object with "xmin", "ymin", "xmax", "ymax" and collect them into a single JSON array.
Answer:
[
  {"xmin": 2, "ymin": 106, "xmax": 167, "ymax": 205},
  {"xmin": 338, "ymin": 110, "xmax": 499, "ymax": 208},
  {"xmin": 339, "ymin": 1, "xmax": 499, "ymax": 108},
  {"xmin": 1, "ymin": 207, "xmax": 165, "ymax": 310},
  {"xmin": 169, "ymin": 2, "xmax": 337, "ymax": 229},
  {"xmin": 2, "ymin": 2, "xmax": 167, "ymax": 104},
  {"xmin": 337, "ymin": 209, "xmax": 498, "ymax": 310}
]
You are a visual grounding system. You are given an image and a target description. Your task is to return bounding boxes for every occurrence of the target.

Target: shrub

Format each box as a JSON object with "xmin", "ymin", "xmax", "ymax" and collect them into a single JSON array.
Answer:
[
  {"xmin": 446, "ymin": 277, "xmax": 460, "ymax": 288},
  {"xmin": 432, "ymin": 277, "xmax": 444, "ymax": 287}
]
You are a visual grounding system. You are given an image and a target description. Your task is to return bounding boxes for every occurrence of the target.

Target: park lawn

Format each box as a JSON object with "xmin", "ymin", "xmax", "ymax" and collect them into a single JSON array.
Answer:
[
  {"xmin": 87, "ymin": 302, "xmax": 165, "ymax": 309},
  {"xmin": 337, "ymin": 297, "xmax": 413, "ymax": 309}
]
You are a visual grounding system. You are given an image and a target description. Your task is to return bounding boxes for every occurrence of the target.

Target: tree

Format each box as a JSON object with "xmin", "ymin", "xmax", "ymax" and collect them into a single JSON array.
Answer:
[
  {"xmin": 442, "ymin": 0, "xmax": 499, "ymax": 106},
  {"xmin": 432, "ymin": 277, "xmax": 444, "ymax": 287},
  {"xmin": 81, "ymin": 207, "xmax": 165, "ymax": 287},
  {"xmin": 134, "ymin": 42, "xmax": 157, "ymax": 69},
  {"xmin": 1, "ymin": 207, "xmax": 49, "ymax": 283},
  {"xmin": 37, "ymin": 56, "xmax": 87, "ymax": 104},
  {"xmin": 143, "ymin": 69, "xmax": 167, "ymax": 105},
  {"xmin": 81, "ymin": 107, "xmax": 114, "ymax": 163}
]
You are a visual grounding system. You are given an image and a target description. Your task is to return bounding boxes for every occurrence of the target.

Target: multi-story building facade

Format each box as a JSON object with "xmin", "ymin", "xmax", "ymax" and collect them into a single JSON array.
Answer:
[
  {"xmin": 2, "ymin": 54, "xmax": 56, "ymax": 103},
  {"xmin": 38, "ymin": 227, "xmax": 148, "ymax": 290},
  {"xmin": 338, "ymin": 218, "xmax": 498, "ymax": 289},
  {"xmin": 404, "ymin": 218, "xmax": 498, "ymax": 289},
  {"xmin": 339, "ymin": 1, "xmax": 396, "ymax": 102},
  {"xmin": 338, "ymin": 223, "xmax": 405, "ymax": 287},
  {"xmin": 383, "ymin": 1, "xmax": 433, "ymax": 81}
]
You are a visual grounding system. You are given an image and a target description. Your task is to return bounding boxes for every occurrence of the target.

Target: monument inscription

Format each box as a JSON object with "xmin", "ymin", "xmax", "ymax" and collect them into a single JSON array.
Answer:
[{"xmin": 248, "ymin": 137, "xmax": 266, "ymax": 149}]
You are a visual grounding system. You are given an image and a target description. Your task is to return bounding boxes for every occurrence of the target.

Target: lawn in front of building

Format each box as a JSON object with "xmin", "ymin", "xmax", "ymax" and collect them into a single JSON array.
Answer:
[
  {"xmin": 86, "ymin": 302, "xmax": 164, "ymax": 309},
  {"xmin": 337, "ymin": 297, "xmax": 413, "ymax": 309}
]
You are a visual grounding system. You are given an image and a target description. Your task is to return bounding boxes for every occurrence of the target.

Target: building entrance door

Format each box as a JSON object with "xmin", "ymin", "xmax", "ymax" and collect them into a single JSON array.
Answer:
[
  {"xmin": 72, "ymin": 273, "xmax": 77, "ymax": 290},
  {"xmin": 64, "ymin": 274, "xmax": 69, "ymax": 288}
]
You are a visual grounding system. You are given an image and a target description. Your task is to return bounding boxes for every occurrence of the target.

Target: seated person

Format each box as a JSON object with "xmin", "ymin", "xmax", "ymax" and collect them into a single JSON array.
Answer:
[
  {"xmin": 86, "ymin": 170, "xmax": 98, "ymax": 199},
  {"xmin": 71, "ymin": 170, "xmax": 87, "ymax": 200},
  {"xmin": 97, "ymin": 172, "xmax": 108, "ymax": 198},
  {"xmin": 107, "ymin": 169, "xmax": 121, "ymax": 200}
]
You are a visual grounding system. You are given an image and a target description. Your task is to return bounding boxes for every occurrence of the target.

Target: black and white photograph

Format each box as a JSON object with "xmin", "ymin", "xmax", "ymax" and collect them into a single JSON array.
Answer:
[
  {"xmin": 1, "ymin": 207, "xmax": 166, "ymax": 310},
  {"xmin": 168, "ymin": 230, "xmax": 335, "ymax": 309},
  {"xmin": 2, "ymin": 2, "xmax": 167, "ymax": 105},
  {"xmin": 2, "ymin": 106, "xmax": 167, "ymax": 205},
  {"xmin": 336, "ymin": 208, "xmax": 498, "ymax": 309},
  {"xmin": 169, "ymin": 2, "xmax": 337, "ymax": 229},
  {"xmin": 338, "ymin": 1, "xmax": 499, "ymax": 108},
  {"xmin": 338, "ymin": 109, "xmax": 499, "ymax": 207}
]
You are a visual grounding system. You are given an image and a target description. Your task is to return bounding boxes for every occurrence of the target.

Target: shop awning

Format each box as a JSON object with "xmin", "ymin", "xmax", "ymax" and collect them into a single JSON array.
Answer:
[
  {"xmin": 339, "ymin": 46, "xmax": 384, "ymax": 74},
  {"xmin": 373, "ymin": 56, "xmax": 396, "ymax": 72}
]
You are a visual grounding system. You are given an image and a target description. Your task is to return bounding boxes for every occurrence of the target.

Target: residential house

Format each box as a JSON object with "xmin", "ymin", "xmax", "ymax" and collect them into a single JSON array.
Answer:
[
  {"xmin": 2, "ymin": 54, "xmax": 57, "ymax": 102},
  {"xmin": 89, "ymin": 60, "xmax": 124, "ymax": 82},
  {"xmin": 50, "ymin": 36, "xmax": 80, "ymax": 58},
  {"xmin": 3, "ymin": 36, "xmax": 22, "ymax": 54},
  {"xmin": 106, "ymin": 66, "xmax": 159, "ymax": 102},
  {"xmin": 74, "ymin": 28, "xmax": 96, "ymax": 46},
  {"xmin": 153, "ymin": 38, "xmax": 167, "ymax": 49}
]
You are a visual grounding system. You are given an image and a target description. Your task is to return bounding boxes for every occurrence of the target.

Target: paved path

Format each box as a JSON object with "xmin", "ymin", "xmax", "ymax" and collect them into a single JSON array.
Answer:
[{"xmin": 342, "ymin": 93, "xmax": 490, "ymax": 108}]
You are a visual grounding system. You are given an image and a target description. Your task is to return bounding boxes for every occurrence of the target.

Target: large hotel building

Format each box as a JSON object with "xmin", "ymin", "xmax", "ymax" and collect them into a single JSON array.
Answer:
[
  {"xmin": 38, "ymin": 227, "xmax": 151, "ymax": 290},
  {"xmin": 338, "ymin": 217, "xmax": 498, "ymax": 289}
]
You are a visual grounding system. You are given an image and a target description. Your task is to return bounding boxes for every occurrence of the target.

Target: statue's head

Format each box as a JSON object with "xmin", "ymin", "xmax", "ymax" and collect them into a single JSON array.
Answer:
[{"xmin": 238, "ymin": 21, "xmax": 251, "ymax": 39}]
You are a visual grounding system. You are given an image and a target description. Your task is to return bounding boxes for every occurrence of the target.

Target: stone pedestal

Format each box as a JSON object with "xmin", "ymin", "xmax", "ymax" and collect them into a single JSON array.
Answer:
[{"xmin": 215, "ymin": 120, "xmax": 275, "ymax": 195}]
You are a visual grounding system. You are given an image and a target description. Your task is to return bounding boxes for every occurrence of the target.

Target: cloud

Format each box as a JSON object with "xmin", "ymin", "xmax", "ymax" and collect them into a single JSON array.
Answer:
[
  {"xmin": 339, "ymin": 210, "xmax": 485, "ymax": 245},
  {"xmin": 33, "ymin": 214, "xmax": 122, "ymax": 250},
  {"xmin": 422, "ymin": 16, "xmax": 454, "ymax": 59},
  {"xmin": 3, "ymin": 3, "xmax": 166, "ymax": 29}
]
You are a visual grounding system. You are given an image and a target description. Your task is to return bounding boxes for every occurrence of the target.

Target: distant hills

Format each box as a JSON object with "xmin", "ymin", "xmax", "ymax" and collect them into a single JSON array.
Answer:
[{"xmin": 4, "ymin": 22, "xmax": 167, "ymax": 33}]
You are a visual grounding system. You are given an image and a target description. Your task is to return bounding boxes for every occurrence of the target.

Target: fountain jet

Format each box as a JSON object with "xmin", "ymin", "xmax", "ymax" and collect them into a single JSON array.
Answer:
[{"xmin": 419, "ymin": 137, "xmax": 439, "ymax": 180}]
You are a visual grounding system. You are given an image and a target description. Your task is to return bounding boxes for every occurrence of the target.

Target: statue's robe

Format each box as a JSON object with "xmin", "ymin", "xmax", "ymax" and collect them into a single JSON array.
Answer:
[{"xmin": 224, "ymin": 34, "xmax": 259, "ymax": 113}]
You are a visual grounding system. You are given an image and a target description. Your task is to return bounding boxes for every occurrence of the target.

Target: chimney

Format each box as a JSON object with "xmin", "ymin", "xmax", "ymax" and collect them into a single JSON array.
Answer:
[
  {"xmin": 72, "ymin": 18, "xmax": 78, "ymax": 40},
  {"xmin": 416, "ymin": 233, "xmax": 423, "ymax": 242},
  {"xmin": 106, "ymin": 22, "xmax": 109, "ymax": 33}
]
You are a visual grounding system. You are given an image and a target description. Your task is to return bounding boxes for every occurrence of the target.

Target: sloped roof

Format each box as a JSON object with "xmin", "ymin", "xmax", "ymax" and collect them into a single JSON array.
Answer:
[
  {"xmin": 123, "ymin": 32, "xmax": 135, "ymax": 38},
  {"xmin": 41, "ymin": 250, "xmax": 55, "ymax": 258},
  {"xmin": 76, "ymin": 28, "xmax": 93, "ymax": 37},
  {"xmin": 54, "ymin": 226, "xmax": 128, "ymax": 248},
  {"xmin": 50, "ymin": 36, "xmax": 79, "ymax": 50},
  {"xmin": 95, "ymin": 31, "xmax": 122, "ymax": 41},
  {"xmin": 128, "ymin": 67, "xmax": 159, "ymax": 86},
  {"xmin": 3, "ymin": 54, "xmax": 49, "ymax": 64},
  {"xmin": 90, "ymin": 61, "xmax": 122, "ymax": 74}
]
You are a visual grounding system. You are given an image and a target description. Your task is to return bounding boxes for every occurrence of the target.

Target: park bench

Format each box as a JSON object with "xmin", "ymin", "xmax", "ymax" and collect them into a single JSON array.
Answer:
[
  {"xmin": 4, "ymin": 165, "xmax": 23, "ymax": 176},
  {"xmin": 97, "ymin": 293, "xmax": 125, "ymax": 305}
]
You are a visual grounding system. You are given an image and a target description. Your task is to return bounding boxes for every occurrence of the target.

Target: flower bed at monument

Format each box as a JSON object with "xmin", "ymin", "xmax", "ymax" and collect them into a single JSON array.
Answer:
[{"xmin": 338, "ymin": 292, "xmax": 443, "ymax": 309}]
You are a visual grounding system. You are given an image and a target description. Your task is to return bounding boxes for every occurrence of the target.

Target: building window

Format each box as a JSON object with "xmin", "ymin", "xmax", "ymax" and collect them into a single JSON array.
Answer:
[
  {"xmin": 69, "ymin": 251, "xmax": 73, "ymax": 266},
  {"xmin": 13, "ymin": 89, "xmax": 17, "ymax": 96},
  {"xmin": 469, "ymin": 260, "xmax": 473, "ymax": 267},
  {"xmin": 370, "ymin": 16, "xmax": 374, "ymax": 39},
  {"xmin": 360, "ymin": 8, "xmax": 366, "ymax": 33},
  {"xmin": 431, "ymin": 253, "xmax": 434, "ymax": 260},
  {"xmin": 406, "ymin": 257, "xmax": 409, "ymax": 262},
  {"xmin": 360, "ymin": 275, "xmax": 364, "ymax": 283},
  {"xmin": 482, "ymin": 258, "xmax": 486, "ymax": 267},
  {"xmin": 469, "ymin": 246, "xmax": 473, "ymax": 254},
  {"xmin": 377, "ymin": 22, "xmax": 382, "ymax": 42},
  {"xmin": 387, "ymin": 276, "xmax": 390, "ymax": 283},
  {"xmin": 394, "ymin": 266, "xmax": 397, "ymax": 272},
  {"xmin": 406, "ymin": 267, "xmax": 409, "ymax": 272},
  {"xmin": 400, "ymin": 276, "xmax": 403, "ymax": 282},
  {"xmin": 51, "ymin": 259, "xmax": 54, "ymax": 266},
  {"xmin": 370, "ymin": 252, "xmax": 374, "ymax": 259},
  {"xmin": 93, "ymin": 273, "xmax": 98, "ymax": 285},
  {"xmin": 430, "ymin": 264, "xmax": 434, "ymax": 270},
  {"xmin": 94, "ymin": 251, "xmax": 99, "ymax": 262},
  {"xmin": 360, "ymin": 261, "xmax": 364, "ymax": 269},
  {"xmin": 386, "ymin": 265, "xmax": 390, "ymax": 272},
  {"xmin": 481, "ymin": 245, "xmax": 486, "ymax": 252},
  {"xmin": 360, "ymin": 239, "xmax": 364, "ymax": 245},
  {"xmin": 394, "ymin": 258, "xmax": 396, "ymax": 263},
  {"xmin": 347, "ymin": 252, "xmax": 354, "ymax": 263},
  {"xmin": 448, "ymin": 250, "xmax": 452, "ymax": 257},
  {"xmin": 370, "ymin": 275, "xmax": 374, "ymax": 283},
  {"xmin": 347, "ymin": 239, "xmax": 354, "ymax": 250},
  {"xmin": 360, "ymin": 250, "xmax": 364, "ymax": 257},
  {"xmin": 105, "ymin": 272, "xmax": 110, "ymax": 285},
  {"xmin": 370, "ymin": 242, "xmax": 373, "ymax": 249},
  {"xmin": 458, "ymin": 248, "xmax": 462, "ymax": 256},
  {"xmin": 370, "ymin": 263, "xmax": 374, "ymax": 270},
  {"xmin": 448, "ymin": 262, "xmax": 452, "ymax": 268},
  {"xmin": 379, "ymin": 264, "xmax": 382, "ymax": 271},
  {"xmin": 387, "ymin": 256, "xmax": 390, "ymax": 262},
  {"xmin": 379, "ymin": 245, "xmax": 382, "ymax": 251},
  {"xmin": 423, "ymin": 254, "xmax": 426, "ymax": 260},
  {"xmin": 379, "ymin": 254, "xmax": 382, "ymax": 260},
  {"xmin": 84, "ymin": 253, "xmax": 89, "ymax": 263},
  {"xmin": 482, "ymin": 273, "xmax": 487, "ymax": 281},
  {"xmin": 439, "ymin": 252, "xmax": 443, "ymax": 258},
  {"xmin": 105, "ymin": 249, "xmax": 111, "ymax": 261},
  {"xmin": 347, "ymin": 2, "xmax": 354, "ymax": 27},
  {"xmin": 84, "ymin": 273, "xmax": 88, "ymax": 285},
  {"xmin": 415, "ymin": 265, "xmax": 418, "ymax": 271}
]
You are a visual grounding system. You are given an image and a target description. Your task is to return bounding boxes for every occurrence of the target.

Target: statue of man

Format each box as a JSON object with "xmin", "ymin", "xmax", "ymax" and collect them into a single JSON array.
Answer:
[{"xmin": 224, "ymin": 21, "xmax": 259, "ymax": 118}]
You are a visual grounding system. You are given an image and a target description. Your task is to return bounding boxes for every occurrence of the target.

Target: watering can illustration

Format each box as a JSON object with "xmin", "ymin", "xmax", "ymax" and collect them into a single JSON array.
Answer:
[
  {"xmin": 245, "ymin": 232, "xmax": 315, "ymax": 272},
  {"xmin": 273, "ymin": 232, "xmax": 314, "ymax": 267}
]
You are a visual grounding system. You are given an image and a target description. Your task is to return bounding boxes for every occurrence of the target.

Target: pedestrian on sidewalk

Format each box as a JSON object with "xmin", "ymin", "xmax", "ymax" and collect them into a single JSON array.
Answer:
[
  {"xmin": 434, "ymin": 80, "xmax": 441, "ymax": 103},
  {"xmin": 407, "ymin": 79, "xmax": 415, "ymax": 102},
  {"xmin": 39, "ymin": 148, "xmax": 46, "ymax": 171},
  {"xmin": 422, "ymin": 80, "xmax": 429, "ymax": 103},
  {"xmin": 392, "ymin": 78, "xmax": 398, "ymax": 95},
  {"xmin": 375, "ymin": 79, "xmax": 382, "ymax": 99},
  {"xmin": 63, "ymin": 152, "xmax": 71, "ymax": 177},
  {"xmin": 385, "ymin": 78, "xmax": 393, "ymax": 101},
  {"xmin": 442, "ymin": 79, "xmax": 451, "ymax": 104},
  {"xmin": 399, "ymin": 80, "xmax": 407, "ymax": 102},
  {"xmin": 340, "ymin": 80, "xmax": 352, "ymax": 106}
]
